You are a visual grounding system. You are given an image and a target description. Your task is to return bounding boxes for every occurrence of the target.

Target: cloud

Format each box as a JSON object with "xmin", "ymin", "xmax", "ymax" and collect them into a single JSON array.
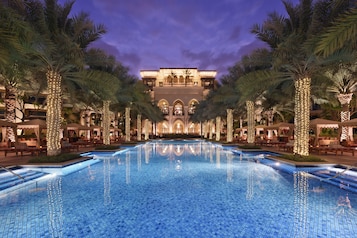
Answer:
[
  {"xmin": 90, "ymin": 39, "xmax": 141, "ymax": 73},
  {"xmin": 229, "ymin": 26, "xmax": 242, "ymax": 41},
  {"xmin": 64, "ymin": 0, "xmax": 300, "ymax": 80}
]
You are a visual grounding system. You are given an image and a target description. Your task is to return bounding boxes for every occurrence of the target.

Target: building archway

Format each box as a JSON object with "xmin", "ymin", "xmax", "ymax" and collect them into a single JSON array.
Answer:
[
  {"xmin": 158, "ymin": 99, "xmax": 169, "ymax": 115},
  {"xmin": 157, "ymin": 120, "xmax": 169, "ymax": 135},
  {"xmin": 188, "ymin": 122, "xmax": 200, "ymax": 134},
  {"xmin": 173, "ymin": 119, "xmax": 184, "ymax": 134},
  {"xmin": 188, "ymin": 99, "xmax": 199, "ymax": 115},
  {"xmin": 173, "ymin": 100, "xmax": 184, "ymax": 116}
]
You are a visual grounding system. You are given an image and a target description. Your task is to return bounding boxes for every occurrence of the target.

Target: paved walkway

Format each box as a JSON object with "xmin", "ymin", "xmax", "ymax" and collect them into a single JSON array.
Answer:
[
  {"xmin": 0, "ymin": 146, "xmax": 96, "ymax": 168},
  {"xmin": 263, "ymin": 146, "xmax": 357, "ymax": 168}
]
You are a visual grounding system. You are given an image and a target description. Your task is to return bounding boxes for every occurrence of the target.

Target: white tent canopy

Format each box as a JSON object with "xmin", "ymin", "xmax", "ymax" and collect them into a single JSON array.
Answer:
[{"xmin": 17, "ymin": 119, "xmax": 47, "ymax": 147}]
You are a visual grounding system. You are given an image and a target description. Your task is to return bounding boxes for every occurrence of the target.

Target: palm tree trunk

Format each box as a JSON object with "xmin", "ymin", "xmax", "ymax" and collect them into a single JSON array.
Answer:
[
  {"xmin": 46, "ymin": 70, "xmax": 62, "ymax": 156},
  {"xmin": 144, "ymin": 119, "xmax": 149, "ymax": 140},
  {"xmin": 293, "ymin": 77, "xmax": 311, "ymax": 156},
  {"xmin": 137, "ymin": 114, "xmax": 142, "ymax": 141},
  {"xmin": 216, "ymin": 116, "xmax": 221, "ymax": 141},
  {"xmin": 125, "ymin": 107, "xmax": 130, "ymax": 142},
  {"xmin": 246, "ymin": 100, "xmax": 255, "ymax": 144},
  {"xmin": 226, "ymin": 109, "xmax": 233, "ymax": 143},
  {"xmin": 209, "ymin": 119, "xmax": 213, "ymax": 140},
  {"xmin": 203, "ymin": 121, "xmax": 208, "ymax": 139},
  {"xmin": 337, "ymin": 94, "xmax": 353, "ymax": 141},
  {"xmin": 340, "ymin": 111, "xmax": 351, "ymax": 141},
  {"xmin": 4, "ymin": 84, "xmax": 16, "ymax": 142},
  {"xmin": 102, "ymin": 100, "xmax": 110, "ymax": 145}
]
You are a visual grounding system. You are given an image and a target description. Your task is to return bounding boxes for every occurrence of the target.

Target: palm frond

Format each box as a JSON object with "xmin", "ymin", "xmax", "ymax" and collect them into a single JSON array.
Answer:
[{"xmin": 315, "ymin": 7, "xmax": 357, "ymax": 57}]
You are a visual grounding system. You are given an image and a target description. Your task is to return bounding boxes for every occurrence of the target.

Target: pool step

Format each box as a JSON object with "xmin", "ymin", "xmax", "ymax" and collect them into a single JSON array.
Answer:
[
  {"xmin": 309, "ymin": 169, "xmax": 357, "ymax": 193},
  {"xmin": 0, "ymin": 168, "xmax": 47, "ymax": 191}
]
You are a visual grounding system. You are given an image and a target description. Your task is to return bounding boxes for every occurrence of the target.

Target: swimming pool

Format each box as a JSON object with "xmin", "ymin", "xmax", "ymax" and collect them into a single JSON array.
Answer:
[{"xmin": 1, "ymin": 140, "xmax": 357, "ymax": 237}]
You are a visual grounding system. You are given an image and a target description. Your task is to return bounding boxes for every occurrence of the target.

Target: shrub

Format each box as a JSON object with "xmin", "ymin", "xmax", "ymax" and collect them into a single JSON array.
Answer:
[
  {"xmin": 237, "ymin": 144, "xmax": 261, "ymax": 150},
  {"xmin": 95, "ymin": 145, "xmax": 120, "ymax": 150},
  {"xmin": 29, "ymin": 153, "xmax": 80, "ymax": 163},
  {"xmin": 279, "ymin": 154, "xmax": 325, "ymax": 162}
]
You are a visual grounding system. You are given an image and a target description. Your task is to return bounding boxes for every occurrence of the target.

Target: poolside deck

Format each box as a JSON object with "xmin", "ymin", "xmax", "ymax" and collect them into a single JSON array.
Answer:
[
  {"xmin": 263, "ymin": 145, "xmax": 357, "ymax": 168},
  {"xmin": 0, "ymin": 145, "xmax": 97, "ymax": 167}
]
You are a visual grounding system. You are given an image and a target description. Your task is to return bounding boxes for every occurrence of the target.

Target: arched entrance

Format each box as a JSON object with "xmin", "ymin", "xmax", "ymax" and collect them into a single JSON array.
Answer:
[{"xmin": 173, "ymin": 120, "xmax": 184, "ymax": 134}]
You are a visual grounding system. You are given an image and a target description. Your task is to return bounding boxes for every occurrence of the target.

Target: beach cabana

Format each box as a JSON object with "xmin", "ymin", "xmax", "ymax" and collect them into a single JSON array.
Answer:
[
  {"xmin": 90, "ymin": 125, "xmax": 102, "ymax": 140},
  {"xmin": 339, "ymin": 118, "xmax": 357, "ymax": 127},
  {"xmin": 17, "ymin": 119, "xmax": 47, "ymax": 147},
  {"xmin": 63, "ymin": 123, "xmax": 91, "ymax": 141},
  {"xmin": 309, "ymin": 118, "xmax": 340, "ymax": 146},
  {"xmin": 265, "ymin": 122, "xmax": 294, "ymax": 141}
]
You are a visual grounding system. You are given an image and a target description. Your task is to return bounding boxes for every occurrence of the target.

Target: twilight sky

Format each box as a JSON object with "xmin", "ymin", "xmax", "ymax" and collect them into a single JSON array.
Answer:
[{"xmin": 62, "ymin": 0, "xmax": 299, "ymax": 80}]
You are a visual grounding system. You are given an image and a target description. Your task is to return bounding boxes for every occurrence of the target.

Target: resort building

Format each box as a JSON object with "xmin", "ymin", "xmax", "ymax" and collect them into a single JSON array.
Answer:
[{"xmin": 141, "ymin": 68, "xmax": 217, "ymax": 136}]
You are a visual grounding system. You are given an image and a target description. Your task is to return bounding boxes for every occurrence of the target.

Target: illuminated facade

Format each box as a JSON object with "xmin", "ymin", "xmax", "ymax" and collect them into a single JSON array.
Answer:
[{"xmin": 141, "ymin": 68, "xmax": 216, "ymax": 135}]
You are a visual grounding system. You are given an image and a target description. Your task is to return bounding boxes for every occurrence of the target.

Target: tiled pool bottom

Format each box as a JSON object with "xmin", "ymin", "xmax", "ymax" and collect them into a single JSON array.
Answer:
[{"xmin": 1, "ymin": 142, "xmax": 357, "ymax": 237}]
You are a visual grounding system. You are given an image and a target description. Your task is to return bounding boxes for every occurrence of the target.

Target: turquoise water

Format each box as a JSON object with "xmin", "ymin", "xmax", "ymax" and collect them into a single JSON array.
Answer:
[{"xmin": 0, "ymin": 140, "xmax": 357, "ymax": 237}]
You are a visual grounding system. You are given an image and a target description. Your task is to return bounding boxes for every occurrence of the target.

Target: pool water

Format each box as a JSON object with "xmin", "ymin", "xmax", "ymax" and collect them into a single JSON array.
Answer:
[{"xmin": 1, "ymin": 140, "xmax": 357, "ymax": 237}]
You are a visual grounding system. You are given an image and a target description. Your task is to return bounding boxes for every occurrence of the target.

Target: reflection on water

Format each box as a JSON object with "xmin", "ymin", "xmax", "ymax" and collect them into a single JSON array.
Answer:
[
  {"xmin": 144, "ymin": 144, "xmax": 151, "ymax": 164},
  {"xmin": 209, "ymin": 144, "xmax": 214, "ymax": 163},
  {"xmin": 3, "ymin": 140, "xmax": 357, "ymax": 237},
  {"xmin": 216, "ymin": 146, "xmax": 221, "ymax": 168},
  {"xmin": 137, "ymin": 146, "xmax": 142, "ymax": 170},
  {"xmin": 293, "ymin": 171, "xmax": 309, "ymax": 237},
  {"xmin": 175, "ymin": 159, "xmax": 182, "ymax": 171},
  {"xmin": 103, "ymin": 159, "xmax": 111, "ymax": 205},
  {"xmin": 47, "ymin": 176, "xmax": 63, "ymax": 238},
  {"xmin": 226, "ymin": 152, "xmax": 233, "ymax": 182},
  {"xmin": 126, "ymin": 152, "xmax": 131, "ymax": 184},
  {"xmin": 335, "ymin": 194, "xmax": 357, "ymax": 216},
  {"xmin": 87, "ymin": 165, "xmax": 96, "ymax": 181},
  {"xmin": 246, "ymin": 164, "xmax": 254, "ymax": 200}
]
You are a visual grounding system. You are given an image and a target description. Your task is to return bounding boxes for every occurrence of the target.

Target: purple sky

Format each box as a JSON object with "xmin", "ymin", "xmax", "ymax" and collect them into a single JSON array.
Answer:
[{"xmin": 61, "ymin": 0, "xmax": 299, "ymax": 80}]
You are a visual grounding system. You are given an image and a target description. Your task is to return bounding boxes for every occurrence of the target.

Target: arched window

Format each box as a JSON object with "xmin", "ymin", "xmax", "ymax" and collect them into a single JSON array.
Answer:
[
  {"xmin": 188, "ymin": 100, "xmax": 198, "ymax": 115},
  {"xmin": 173, "ymin": 101, "xmax": 184, "ymax": 116},
  {"xmin": 158, "ymin": 100, "xmax": 169, "ymax": 115}
]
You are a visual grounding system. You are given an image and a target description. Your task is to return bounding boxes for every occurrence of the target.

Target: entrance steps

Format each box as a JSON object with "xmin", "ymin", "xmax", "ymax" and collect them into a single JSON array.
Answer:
[
  {"xmin": 0, "ymin": 167, "xmax": 48, "ymax": 191},
  {"xmin": 309, "ymin": 167, "xmax": 357, "ymax": 193}
]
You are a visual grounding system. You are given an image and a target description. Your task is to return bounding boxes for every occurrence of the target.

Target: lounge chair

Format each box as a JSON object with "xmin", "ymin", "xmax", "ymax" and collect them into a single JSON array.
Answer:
[
  {"xmin": 310, "ymin": 141, "xmax": 356, "ymax": 156},
  {"xmin": 278, "ymin": 140, "xmax": 294, "ymax": 152},
  {"xmin": 14, "ymin": 142, "xmax": 45, "ymax": 156},
  {"xmin": 61, "ymin": 141, "xmax": 79, "ymax": 152}
]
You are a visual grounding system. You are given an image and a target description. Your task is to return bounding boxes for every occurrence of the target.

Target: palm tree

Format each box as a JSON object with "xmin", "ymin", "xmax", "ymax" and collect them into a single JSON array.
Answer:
[
  {"xmin": 131, "ymin": 83, "xmax": 164, "ymax": 141},
  {"xmin": 0, "ymin": 1, "xmax": 33, "ymax": 141},
  {"xmin": 22, "ymin": 0, "xmax": 106, "ymax": 155},
  {"xmin": 190, "ymin": 64, "xmax": 242, "ymax": 141},
  {"xmin": 0, "ymin": 1, "xmax": 28, "ymax": 69},
  {"xmin": 210, "ymin": 84, "xmax": 240, "ymax": 142},
  {"xmin": 325, "ymin": 62, "xmax": 357, "ymax": 141},
  {"xmin": 234, "ymin": 48, "xmax": 278, "ymax": 144},
  {"xmin": 315, "ymin": 1, "xmax": 357, "ymax": 57},
  {"xmin": 250, "ymin": 0, "xmax": 354, "ymax": 156}
]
